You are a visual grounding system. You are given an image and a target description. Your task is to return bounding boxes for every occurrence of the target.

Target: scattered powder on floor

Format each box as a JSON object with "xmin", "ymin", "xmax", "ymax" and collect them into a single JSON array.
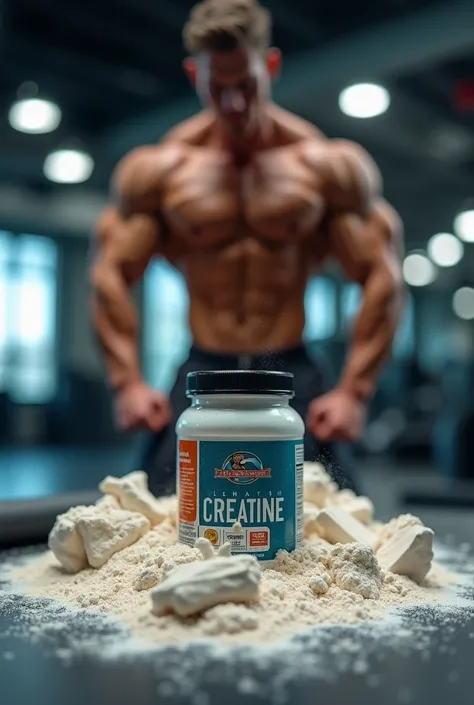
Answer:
[
  {"xmin": 1, "ymin": 570, "xmax": 473, "ymax": 703},
  {"xmin": 1, "ymin": 460, "xmax": 471, "ymax": 697},
  {"xmin": 2, "ymin": 543, "xmax": 474, "ymax": 703},
  {"xmin": 5, "ymin": 506, "xmax": 455, "ymax": 647}
]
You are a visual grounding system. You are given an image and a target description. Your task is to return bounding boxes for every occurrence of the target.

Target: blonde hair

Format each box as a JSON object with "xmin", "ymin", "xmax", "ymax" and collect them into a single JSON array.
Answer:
[{"xmin": 183, "ymin": 0, "xmax": 271, "ymax": 54}]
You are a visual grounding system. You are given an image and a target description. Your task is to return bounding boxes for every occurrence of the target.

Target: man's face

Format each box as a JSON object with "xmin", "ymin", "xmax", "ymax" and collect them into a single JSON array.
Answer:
[{"xmin": 192, "ymin": 48, "xmax": 276, "ymax": 136}]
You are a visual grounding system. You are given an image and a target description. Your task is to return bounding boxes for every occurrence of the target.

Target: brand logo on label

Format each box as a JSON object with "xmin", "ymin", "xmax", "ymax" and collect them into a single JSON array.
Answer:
[{"xmin": 214, "ymin": 451, "xmax": 271, "ymax": 486}]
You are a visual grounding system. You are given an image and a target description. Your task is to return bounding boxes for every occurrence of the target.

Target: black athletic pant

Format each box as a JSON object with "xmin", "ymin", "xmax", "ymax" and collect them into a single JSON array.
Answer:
[{"xmin": 138, "ymin": 345, "xmax": 358, "ymax": 497}]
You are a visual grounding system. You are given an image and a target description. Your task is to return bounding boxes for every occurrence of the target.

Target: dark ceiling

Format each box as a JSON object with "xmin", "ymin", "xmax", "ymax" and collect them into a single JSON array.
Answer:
[
  {"xmin": 0, "ymin": 0, "xmax": 474, "ymax": 258},
  {"xmin": 2, "ymin": 0, "xmax": 441, "ymax": 136}
]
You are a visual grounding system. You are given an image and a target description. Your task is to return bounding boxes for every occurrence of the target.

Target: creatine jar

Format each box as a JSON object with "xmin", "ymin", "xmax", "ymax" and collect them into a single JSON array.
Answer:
[{"xmin": 176, "ymin": 370, "xmax": 304, "ymax": 562}]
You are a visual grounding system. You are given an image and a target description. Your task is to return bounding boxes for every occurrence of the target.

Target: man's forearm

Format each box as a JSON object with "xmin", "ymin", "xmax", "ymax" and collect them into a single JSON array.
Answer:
[
  {"xmin": 90, "ymin": 264, "xmax": 142, "ymax": 391},
  {"xmin": 338, "ymin": 266, "xmax": 404, "ymax": 402}
]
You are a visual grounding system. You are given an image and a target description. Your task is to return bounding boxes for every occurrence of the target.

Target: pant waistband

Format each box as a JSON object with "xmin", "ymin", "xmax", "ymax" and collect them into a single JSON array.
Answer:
[{"xmin": 188, "ymin": 344, "xmax": 310, "ymax": 370}]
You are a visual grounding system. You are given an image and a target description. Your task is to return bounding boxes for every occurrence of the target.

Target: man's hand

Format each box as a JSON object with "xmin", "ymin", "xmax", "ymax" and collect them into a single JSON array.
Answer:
[
  {"xmin": 114, "ymin": 381, "xmax": 172, "ymax": 432},
  {"xmin": 307, "ymin": 388, "xmax": 367, "ymax": 443}
]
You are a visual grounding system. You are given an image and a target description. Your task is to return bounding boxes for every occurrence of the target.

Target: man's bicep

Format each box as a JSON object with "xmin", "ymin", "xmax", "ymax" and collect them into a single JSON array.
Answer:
[
  {"xmin": 328, "ymin": 199, "xmax": 404, "ymax": 284},
  {"xmin": 324, "ymin": 139, "xmax": 383, "ymax": 214},
  {"xmin": 92, "ymin": 207, "xmax": 160, "ymax": 284}
]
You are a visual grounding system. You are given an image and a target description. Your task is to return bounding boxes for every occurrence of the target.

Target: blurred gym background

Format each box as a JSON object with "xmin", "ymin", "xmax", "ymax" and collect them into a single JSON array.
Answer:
[{"xmin": 0, "ymin": 0, "xmax": 473, "ymax": 511}]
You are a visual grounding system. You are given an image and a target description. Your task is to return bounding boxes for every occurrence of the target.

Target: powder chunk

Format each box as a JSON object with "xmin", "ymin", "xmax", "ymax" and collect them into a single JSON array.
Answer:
[
  {"xmin": 124, "ymin": 471, "xmax": 149, "ymax": 492},
  {"xmin": 316, "ymin": 507, "xmax": 376, "ymax": 546},
  {"xmin": 99, "ymin": 475, "xmax": 167, "ymax": 526},
  {"xmin": 154, "ymin": 496, "xmax": 178, "ymax": 527},
  {"xmin": 48, "ymin": 506, "xmax": 90, "ymax": 574},
  {"xmin": 77, "ymin": 510, "xmax": 150, "ymax": 569},
  {"xmin": 376, "ymin": 514, "xmax": 423, "ymax": 550},
  {"xmin": 346, "ymin": 497, "xmax": 374, "ymax": 526},
  {"xmin": 95, "ymin": 494, "xmax": 121, "ymax": 511},
  {"xmin": 135, "ymin": 567, "xmax": 162, "ymax": 592},
  {"xmin": 151, "ymin": 555, "xmax": 261, "ymax": 617},
  {"xmin": 377, "ymin": 524, "xmax": 434, "ymax": 584},
  {"xmin": 303, "ymin": 462, "xmax": 337, "ymax": 507},
  {"xmin": 332, "ymin": 489, "xmax": 357, "ymax": 504},
  {"xmin": 303, "ymin": 503, "xmax": 322, "ymax": 538},
  {"xmin": 195, "ymin": 538, "xmax": 215, "ymax": 561},
  {"xmin": 201, "ymin": 604, "xmax": 259, "ymax": 635},
  {"xmin": 195, "ymin": 538, "xmax": 232, "ymax": 560},
  {"xmin": 333, "ymin": 493, "xmax": 374, "ymax": 525},
  {"xmin": 329, "ymin": 543, "xmax": 382, "ymax": 599},
  {"xmin": 310, "ymin": 576, "xmax": 329, "ymax": 595}
]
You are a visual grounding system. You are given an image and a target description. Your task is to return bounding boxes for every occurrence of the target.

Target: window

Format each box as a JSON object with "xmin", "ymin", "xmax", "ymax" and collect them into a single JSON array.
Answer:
[
  {"xmin": 303, "ymin": 276, "xmax": 337, "ymax": 341},
  {"xmin": 143, "ymin": 259, "xmax": 191, "ymax": 392},
  {"xmin": 341, "ymin": 283, "xmax": 361, "ymax": 328},
  {"xmin": 342, "ymin": 283, "xmax": 415, "ymax": 358},
  {"xmin": 0, "ymin": 233, "xmax": 9, "ymax": 358},
  {"xmin": 0, "ymin": 232, "xmax": 58, "ymax": 403}
]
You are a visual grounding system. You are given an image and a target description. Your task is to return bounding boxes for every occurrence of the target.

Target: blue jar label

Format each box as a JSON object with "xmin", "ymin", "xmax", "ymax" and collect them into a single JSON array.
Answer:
[{"xmin": 178, "ymin": 438, "xmax": 304, "ymax": 561}]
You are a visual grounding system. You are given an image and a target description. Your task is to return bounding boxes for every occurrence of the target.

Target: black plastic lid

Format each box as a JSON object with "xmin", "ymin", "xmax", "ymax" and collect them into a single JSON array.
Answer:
[{"xmin": 186, "ymin": 370, "xmax": 294, "ymax": 396}]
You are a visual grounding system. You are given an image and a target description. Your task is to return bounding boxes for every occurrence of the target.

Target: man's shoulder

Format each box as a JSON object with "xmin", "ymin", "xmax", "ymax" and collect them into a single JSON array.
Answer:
[
  {"xmin": 112, "ymin": 141, "xmax": 187, "ymax": 199},
  {"xmin": 301, "ymin": 136, "xmax": 373, "ymax": 166},
  {"xmin": 326, "ymin": 138, "xmax": 378, "ymax": 171},
  {"xmin": 301, "ymin": 137, "xmax": 382, "ymax": 207},
  {"xmin": 112, "ymin": 112, "xmax": 213, "ymax": 195},
  {"xmin": 326, "ymin": 139, "xmax": 382, "ymax": 209}
]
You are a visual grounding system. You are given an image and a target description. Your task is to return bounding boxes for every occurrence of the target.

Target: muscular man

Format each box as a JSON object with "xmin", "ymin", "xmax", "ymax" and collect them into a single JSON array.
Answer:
[{"xmin": 90, "ymin": 0, "xmax": 404, "ymax": 496}]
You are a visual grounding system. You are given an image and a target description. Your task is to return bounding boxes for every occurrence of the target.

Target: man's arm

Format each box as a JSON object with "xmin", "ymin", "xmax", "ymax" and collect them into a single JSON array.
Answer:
[
  {"xmin": 90, "ymin": 144, "xmax": 178, "ymax": 390},
  {"xmin": 89, "ymin": 203, "xmax": 160, "ymax": 391},
  {"xmin": 327, "ymin": 141, "xmax": 405, "ymax": 402}
]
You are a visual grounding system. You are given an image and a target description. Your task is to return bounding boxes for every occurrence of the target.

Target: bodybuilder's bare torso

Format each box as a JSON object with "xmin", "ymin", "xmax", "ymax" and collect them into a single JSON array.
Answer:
[
  {"xmin": 116, "ymin": 107, "xmax": 347, "ymax": 354},
  {"xmin": 93, "ymin": 102, "xmax": 401, "ymax": 399},
  {"xmin": 162, "ymin": 118, "xmax": 330, "ymax": 352}
]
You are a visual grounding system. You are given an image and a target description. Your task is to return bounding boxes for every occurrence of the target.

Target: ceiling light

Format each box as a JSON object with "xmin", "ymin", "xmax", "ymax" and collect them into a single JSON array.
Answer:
[
  {"xmin": 453, "ymin": 287, "xmax": 474, "ymax": 320},
  {"xmin": 9, "ymin": 98, "xmax": 61, "ymax": 134},
  {"xmin": 403, "ymin": 253, "xmax": 436, "ymax": 287},
  {"xmin": 454, "ymin": 209, "xmax": 474, "ymax": 243},
  {"xmin": 338, "ymin": 83, "xmax": 390, "ymax": 119},
  {"xmin": 43, "ymin": 149, "xmax": 94, "ymax": 184},
  {"xmin": 427, "ymin": 232, "xmax": 464, "ymax": 267}
]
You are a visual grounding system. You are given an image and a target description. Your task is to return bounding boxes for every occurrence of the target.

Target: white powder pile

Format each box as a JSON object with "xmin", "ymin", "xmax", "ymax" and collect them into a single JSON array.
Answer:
[
  {"xmin": 2, "ymin": 458, "xmax": 474, "ymax": 703},
  {"xmin": 4, "ymin": 466, "xmax": 457, "ymax": 648},
  {"xmin": 6, "ymin": 529, "xmax": 449, "ymax": 646},
  {"xmin": 1, "ymin": 559, "xmax": 473, "ymax": 703}
]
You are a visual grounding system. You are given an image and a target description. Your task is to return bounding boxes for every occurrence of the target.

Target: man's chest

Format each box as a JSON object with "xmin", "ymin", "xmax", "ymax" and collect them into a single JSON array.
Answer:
[{"xmin": 160, "ymin": 146, "xmax": 326, "ymax": 247}]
